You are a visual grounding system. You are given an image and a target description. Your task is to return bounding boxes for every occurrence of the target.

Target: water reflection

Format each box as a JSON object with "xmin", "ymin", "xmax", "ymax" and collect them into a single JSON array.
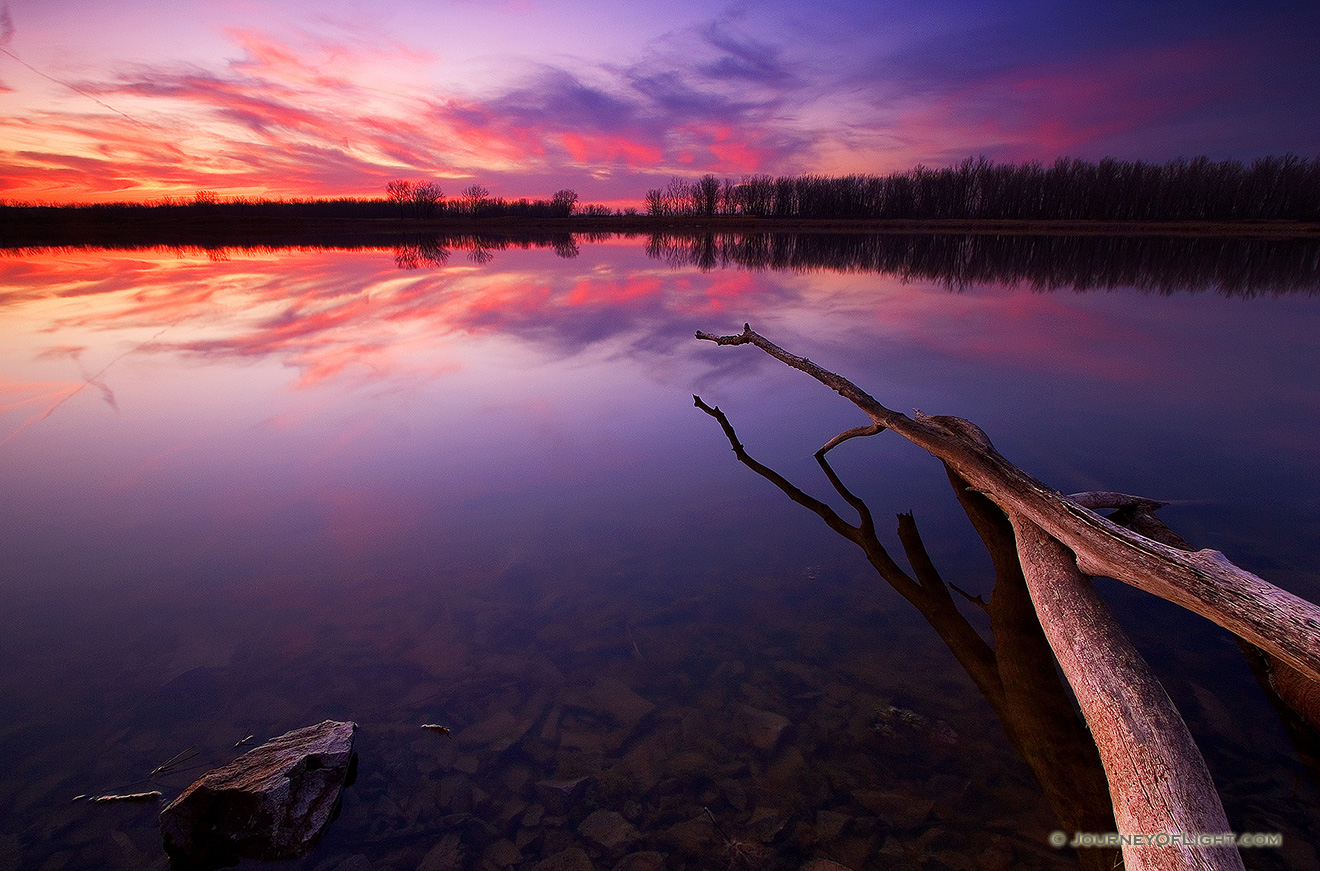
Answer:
[
  {"xmin": 11, "ymin": 228, "xmax": 1318, "ymax": 297},
  {"xmin": 393, "ymin": 234, "xmax": 586, "ymax": 269},
  {"xmin": 3, "ymin": 238, "xmax": 1320, "ymax": 870},
  {"xmin": 695, "ymin": 398, "xmax": 1120, "ymax": 871},
  {"xmin": 643, "ymin": 231, "xmax": 1320, "ymax": 296}
]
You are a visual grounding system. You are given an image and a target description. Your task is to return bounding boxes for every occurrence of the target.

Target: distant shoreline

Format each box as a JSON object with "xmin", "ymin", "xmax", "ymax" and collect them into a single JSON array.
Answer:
[{"xmin": 3, "ymin": 213, "xmax": 1320, "ymax": 249}]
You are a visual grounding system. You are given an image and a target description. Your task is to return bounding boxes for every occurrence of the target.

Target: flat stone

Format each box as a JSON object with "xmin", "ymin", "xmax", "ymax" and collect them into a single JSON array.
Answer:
[
  {"xmin": 814, "ymin": 810, "xmax": 852, "ymax": 842},
  {"xmin": 853, "ymin": 791, "xmax": 934, "ymax": 830},
  {"xmin": 801, "ymin": 859, "xmax": 853, "ymax": 871},
  {"xmin": 419, "ymin": 833, "xmax": 463, "ymax": 871},
  {"xmin": 563, "ymin": 678, "xmax": 655, "ymax": 730},
  {"xmin": 740, "ymin": 707, "xmax": 791, "ymax": 751},
  {"xmin": 535, "ymin": 777, "xmax": 591, "ymax": 812},
  {"xmin": 160, "ymin": 720, "xmax": 357, "ymax": 870},
  {"xmin": 577, "ymin": 810, "xmax": 638, "ymax": 852},
  {"xmin": 662, "ymin": 816, "xmax": 721, "ymax": 856},
  {"xmin": 535, "ymin": 846, "xmax": 594, "ymax": 871},
  {"xmin": 747, "ymin": 807, "xmax": 788, "ymax": 843},
  {"xmin": 457, "ymin": 710, "xmax": 536, "ymax": 754},
  {"xmin": 612, "ymin": 852, "xmax": 665, "ymax": 871},
  {"xmin": 483, "ymin": 839, "xmax": 524, "ymax": 868},
  {"xmin": 718, "ymin": 778, "xmax": 748, "ymax": 812}
]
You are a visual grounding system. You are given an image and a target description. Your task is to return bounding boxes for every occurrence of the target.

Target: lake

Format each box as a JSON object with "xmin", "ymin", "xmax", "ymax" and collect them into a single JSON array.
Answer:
[{"xmin": 2, "ymin": 232, "xmax": 1320, "ymax": 871}]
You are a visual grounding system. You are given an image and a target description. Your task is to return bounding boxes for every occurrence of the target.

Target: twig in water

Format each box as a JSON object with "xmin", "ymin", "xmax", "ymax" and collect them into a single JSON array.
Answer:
[{"xmin": 150, "ymin": 747, "xmax": 197, "ymax": 776}]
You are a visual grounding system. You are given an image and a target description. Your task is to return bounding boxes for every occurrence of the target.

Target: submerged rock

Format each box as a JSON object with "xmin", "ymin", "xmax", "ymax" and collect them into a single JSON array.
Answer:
[
  {"xmin": 160, "ymin": 720, "xmax": 358, "ymax": 869},
  {"xmin": 578, "ymin": 809, "xmax": 639, "ymax": 852},
  {"xmin": 740, "ymin": 706, "xmax": 790, "ymax": 751}
]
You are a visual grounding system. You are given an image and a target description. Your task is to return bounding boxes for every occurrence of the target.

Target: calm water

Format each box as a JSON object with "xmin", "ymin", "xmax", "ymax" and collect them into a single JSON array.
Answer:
[{"xmin": 3, "ymin": 234, "xmax": 1320, "ymax": 871}]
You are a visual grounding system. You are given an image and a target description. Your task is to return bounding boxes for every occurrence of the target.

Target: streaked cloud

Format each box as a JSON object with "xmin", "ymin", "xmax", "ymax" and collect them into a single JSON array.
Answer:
[{"xmin": 1, "ymin": 1, "xmax": 1316, "ymax": 203}]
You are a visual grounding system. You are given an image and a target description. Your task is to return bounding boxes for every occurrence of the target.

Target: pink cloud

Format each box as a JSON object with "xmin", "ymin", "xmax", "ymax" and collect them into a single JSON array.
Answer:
[
  {"xmin": 560, "ymin": 131, "xmax": 662, "ymax": 167},
  {"xmin": 888, "ymin": 40, "xmax": 1238, "ymax": 163}
]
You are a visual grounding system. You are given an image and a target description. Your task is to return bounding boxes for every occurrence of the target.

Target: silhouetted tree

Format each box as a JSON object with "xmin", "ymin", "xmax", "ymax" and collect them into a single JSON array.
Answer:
[
  {"xmin": 462, "ymin": 184, "xmax": 490, "ymax": 215},
  {"xmin": 645, "ymin": 188, "xmax": 666, "ymax": 216},
  {"xmin": 693, "ymin": 174, "xmax": 721, "ymax": 216},
  {"xmin": 632, "ymin": 156, "xmax": 1320, "ymax": 222},
  {"xmin": 641, "ymin": 230, "xmax": 1320, "ymax": 296},
  {"xmin": 385, "ymin": 179, "xmax": 413, "ymax": 217},
  {"xmin": 550, "ymin": 189, "xmax": 579, "ymax": 217},
  {"xmin": 411, "ymin": 181, "xmax": 444, "ymax": 218}
]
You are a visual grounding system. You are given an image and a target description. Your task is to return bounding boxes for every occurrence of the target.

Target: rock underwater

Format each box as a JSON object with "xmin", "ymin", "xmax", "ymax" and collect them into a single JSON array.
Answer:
[{"xmin": 160, "ymin": 719, "xmax": 358, "ymax": 870}]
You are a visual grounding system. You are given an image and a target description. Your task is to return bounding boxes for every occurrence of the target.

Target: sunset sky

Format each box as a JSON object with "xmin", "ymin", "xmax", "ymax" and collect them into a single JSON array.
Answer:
[{"xmin": 2, "ymin": 0, "xmax": 1317, "ymax": 205}]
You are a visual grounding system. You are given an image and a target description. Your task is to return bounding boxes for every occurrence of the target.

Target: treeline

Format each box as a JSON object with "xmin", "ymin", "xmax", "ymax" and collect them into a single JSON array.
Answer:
[
  {"xmin": 644, "ymin": 231, "xmax": 1320, "ymax": 297},
  {"xmin": 645, "ymin": 155, "xmax": 1320, "ymax": 222},
  {"xmin": 0, "ymin": 196, "xmax": 402, "ymax": 221},
  {"xmin": 383, "ymin": 180, "xmax": 612, "ymax": 218},
  {"xmin": 0, "ymin": 183, "xmax": 611, "ymax": 222}
]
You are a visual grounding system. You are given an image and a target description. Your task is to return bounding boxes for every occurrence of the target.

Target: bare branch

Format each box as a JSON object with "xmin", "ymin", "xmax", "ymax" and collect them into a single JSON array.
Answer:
[
  {"xmin": 1069, "ymin": 491, "xmax": 1167, "ymax": 511},
  {"xmin": 813, "ymin": 450, "xmax": 876, "ymax": 539},
  {"xmin": 896, "ymin": 512, "xmax": 949, "ymax": 596},
  {"xmin": 947, "ymin": 581, "xmax": 989, "ymax": 610},
  {"xmin": 693, "ymin": 395, "xmax": 859, "ymax": 543},
  {"xmin": 818, "ymin": 423, "xmax": 884, "ymax": 456}
]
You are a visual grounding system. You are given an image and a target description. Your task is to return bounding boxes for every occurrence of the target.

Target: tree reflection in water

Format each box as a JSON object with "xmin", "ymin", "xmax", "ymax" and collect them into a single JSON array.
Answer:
[{"xmin": 646, "ymin": 232, "xmax": 1320, "ymax": 297}]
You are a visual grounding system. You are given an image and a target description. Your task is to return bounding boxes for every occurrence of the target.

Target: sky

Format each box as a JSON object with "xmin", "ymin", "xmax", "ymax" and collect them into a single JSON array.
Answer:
[{"xmin": 1, "ymin": 0, "xmax": 1317, "ymax": 205}]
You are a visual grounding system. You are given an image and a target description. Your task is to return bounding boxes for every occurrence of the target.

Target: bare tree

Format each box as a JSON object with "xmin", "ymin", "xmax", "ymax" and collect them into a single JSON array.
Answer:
[
  {"xmin": 693, "ymin": 174, "xmax": 721, "ymax": 216},
  {"xmin": 645, "ymin": 188, "xmax": 666, "ymax": 216},
  {"xmin": 411, "ymin": 181, "xmax": 444, "ymax": 218},
  {"xmin": 461, "ymin": 184, "xmax": 490, "ymax": 216},
  {"xmin": 550, "ymin": 189, "xmax": 578, "ymax": 217},
  {"xmin": 694, "ymin": 396, "xmax": 1121, "ymax": 871},
  {"xmin": 385, "ymin": 179, "xmax": 413, "ymax": 217}
]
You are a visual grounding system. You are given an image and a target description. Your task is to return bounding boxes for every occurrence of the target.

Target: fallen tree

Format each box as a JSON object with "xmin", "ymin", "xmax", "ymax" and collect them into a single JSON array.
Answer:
[
  {"xmin": 695, "ymin": 325, "xmax": 1320, "ymax": 684},
  {"xmin": 693, "ymin": 325, "xmax": 1320, "ymax": 870}
]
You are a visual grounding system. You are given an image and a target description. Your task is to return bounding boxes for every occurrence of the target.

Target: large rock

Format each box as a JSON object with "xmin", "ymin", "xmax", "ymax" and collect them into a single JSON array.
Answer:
[{"xmin": 160, "ymin": 720, "xmax": 358, "ymax": 869}]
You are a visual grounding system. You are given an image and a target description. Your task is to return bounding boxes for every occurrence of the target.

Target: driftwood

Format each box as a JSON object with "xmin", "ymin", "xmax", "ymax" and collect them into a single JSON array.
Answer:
[
  {"xmin": 693, "ymin": 325, "xmax": 1320, "ymax": 871},
  {"xmin": 695, "ymin": 325, "xmax": 1320, "ymax": 684},
  {"xmin": 88, "ymin": 791, "xmax": 163, "ymax": 804}
]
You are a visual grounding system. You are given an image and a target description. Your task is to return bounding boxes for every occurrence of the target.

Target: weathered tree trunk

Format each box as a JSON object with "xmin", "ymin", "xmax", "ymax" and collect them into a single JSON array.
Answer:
[{"xmin": 1013, "ymin": 520, "xmax": 1241, "ymax": 871}]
